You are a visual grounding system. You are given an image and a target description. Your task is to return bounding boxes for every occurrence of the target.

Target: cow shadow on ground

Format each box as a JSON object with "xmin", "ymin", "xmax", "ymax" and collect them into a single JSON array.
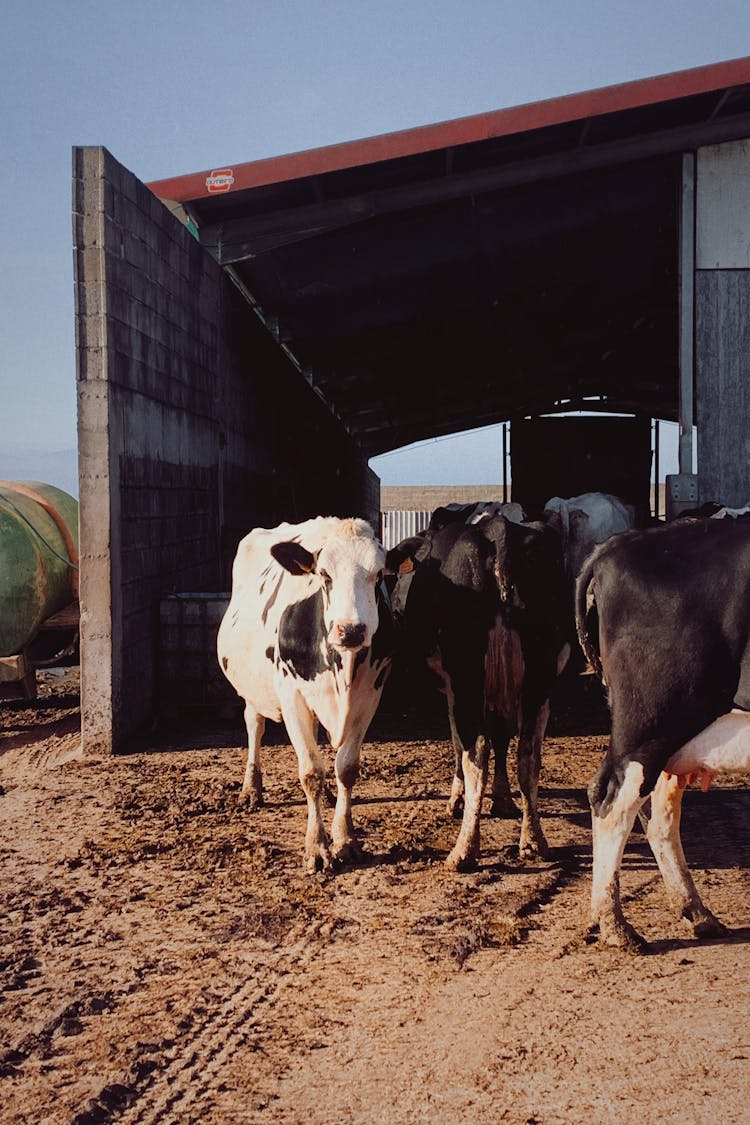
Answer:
[{"xmin": 644, "ymin": 925, "xmax": 750, "ymax": 955}]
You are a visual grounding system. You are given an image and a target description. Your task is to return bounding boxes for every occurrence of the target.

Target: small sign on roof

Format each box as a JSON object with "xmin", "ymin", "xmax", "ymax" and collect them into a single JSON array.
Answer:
[{"xmin": 206, "ymin": 168, "xmax": 235, "ymax": 193}]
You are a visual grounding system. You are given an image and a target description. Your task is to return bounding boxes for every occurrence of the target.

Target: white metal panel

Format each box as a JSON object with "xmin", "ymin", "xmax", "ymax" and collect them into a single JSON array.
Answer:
[
  {"xmin": 697, "ymin": 140, "xmax": 750, "ymax": 269},
  {"xmin": 380, "ymin": 510, "xmax": 431, "ymax": 550}
]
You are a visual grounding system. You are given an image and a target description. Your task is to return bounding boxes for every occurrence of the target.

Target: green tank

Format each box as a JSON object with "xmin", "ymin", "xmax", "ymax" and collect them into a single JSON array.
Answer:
[{"xmin": 0, "ymin": 480, "xmax": 79, "ymax": 657}]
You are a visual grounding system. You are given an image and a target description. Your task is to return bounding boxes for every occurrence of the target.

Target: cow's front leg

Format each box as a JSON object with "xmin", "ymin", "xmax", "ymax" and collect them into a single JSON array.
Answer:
[
  {"xmin": 331, "ymin": 731, "xmax": 366, "ymax": 866},
  {"xmin": 445, "ymin": 734, "xmax": 489, "ymax": 872},
  {"xmin": 516, "ymin": 702, "xmax": 550, "ymax": 858},
  {"xmin": 643, "ymin": 773, "xmax": 727, "ymax": 939},
  {"xmin": 330, "ymin": 687, "xmax": 386, "ymax": 864},
  {"xmin": 589, "ymin": 758, "xmax": 648, "ymax": 949},
  {"xmin": 239, "ymin": 704, "xmax": 265, "ymax": 808},
  {"xmin": 282, "ymin": 695, "xmax": 331, "ymax": 873}
]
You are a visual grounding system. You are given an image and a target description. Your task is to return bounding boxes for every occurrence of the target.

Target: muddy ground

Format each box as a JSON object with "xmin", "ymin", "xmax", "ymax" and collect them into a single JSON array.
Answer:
[{"xmin": 2, "ymin": 669, "xmax": 750, "ymax": 1125}]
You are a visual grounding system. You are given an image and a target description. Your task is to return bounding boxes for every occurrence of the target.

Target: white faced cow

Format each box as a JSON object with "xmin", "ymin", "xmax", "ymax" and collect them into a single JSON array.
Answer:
[
  {"xmin": 217, "ymin": 517, "xmax": 393, "ymax": 873},
  {"xmin": 576, "ymin": 517, "xmax": 750, "ymax": 949}
]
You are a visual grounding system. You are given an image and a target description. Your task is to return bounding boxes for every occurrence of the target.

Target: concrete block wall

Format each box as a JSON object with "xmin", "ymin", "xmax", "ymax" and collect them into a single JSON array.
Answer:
[{"xmin": 74, "ymin": 146, "xmax": 379, "ymax": 752}]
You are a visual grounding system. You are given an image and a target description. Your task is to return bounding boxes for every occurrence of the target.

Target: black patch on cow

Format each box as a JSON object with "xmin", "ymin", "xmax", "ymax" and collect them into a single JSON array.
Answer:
[
  {"xmin": 354, "ymin": 646, "xmax": 369, "ymax": 677},
  {"xmin": 262, "ymin": 574, "xmax": 284, "ymax": 625},
  {"xmin": 221, "ymin": 656, "xmax": 228, "ymax": 671},
  {"xmin": 371, "ymin": 584, "xmax": 396, "ymax": 665},
  {"xmin": 330, "ymin": 648, "xmax": 343, "ymax": 671},
  {"xmin": 278, "ymin": 591, "xmax": 331, "ymax": 680},
  {"xmin": 265, "ymin": 646, "xmax": 274, "ymax": 662}
]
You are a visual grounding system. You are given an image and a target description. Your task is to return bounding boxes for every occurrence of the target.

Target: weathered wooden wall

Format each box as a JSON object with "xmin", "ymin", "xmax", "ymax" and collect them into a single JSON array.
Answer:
[{"xmin": 695, "ymin": 140, "xmax": 750, "ymax": 506}]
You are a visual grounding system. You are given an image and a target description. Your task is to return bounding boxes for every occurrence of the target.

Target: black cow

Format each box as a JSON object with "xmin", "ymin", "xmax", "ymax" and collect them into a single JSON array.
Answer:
[
  {"xmin": 576, "ymin": 517, "xmax": 750, "ymax": 948},
  {"xmin": 387, "ymin": 515, "xmax": 570, "ymax": 869}
]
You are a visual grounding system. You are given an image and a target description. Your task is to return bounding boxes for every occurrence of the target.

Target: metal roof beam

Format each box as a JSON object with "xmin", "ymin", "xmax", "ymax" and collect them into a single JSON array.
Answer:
[{"xmin": 201, "ymin": 107, "xmax": 750, "ymax": 266}]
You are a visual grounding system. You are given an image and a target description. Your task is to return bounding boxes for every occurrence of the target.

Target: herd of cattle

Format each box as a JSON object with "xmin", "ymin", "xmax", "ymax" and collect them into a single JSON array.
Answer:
[{"xmin": 217, "ymin": 492, "xmax": 750, "ymax": 950}]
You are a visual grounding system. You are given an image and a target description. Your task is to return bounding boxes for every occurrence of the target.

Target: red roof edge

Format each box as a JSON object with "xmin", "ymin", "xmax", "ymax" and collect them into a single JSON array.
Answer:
[{"xmin": 148, "ymin": 55, "xmax": 750, "ymax": 204}]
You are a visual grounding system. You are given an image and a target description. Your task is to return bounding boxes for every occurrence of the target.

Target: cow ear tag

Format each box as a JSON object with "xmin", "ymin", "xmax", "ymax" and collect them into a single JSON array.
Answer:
[{"xmin": 398, "ymin": 557, "xmax": 414, "ymax": 575}]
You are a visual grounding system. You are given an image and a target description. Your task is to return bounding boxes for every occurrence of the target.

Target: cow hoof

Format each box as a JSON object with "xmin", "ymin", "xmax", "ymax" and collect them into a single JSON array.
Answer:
[
  {"xmin": 304, "ymin": 847, "xmax": 333, "ymax": 875},
  {"xmin": 489, "ymin": 798, "xmax": 521, "ymax": 820},
  {"xmin": 446, "ymin": 797, "xmax": 464, "ymax": 820},
  {"xmin": 238, "ymin": 789, "xmax": 264, "ymax": 811},
  {"xmin": 445, "ymin": 848, "xmax": 478, "ymax": 873},
  {"xmin": 691, "ymin": 914, "xmax": 729, "ymax": 940},
  {"xmin": 518, "ymin": 839, "xmax": 550, "ymax": 862},
  {"xmin": 332, "ymin": 840, "xmax": 364, "ymax": 867},
  {"xmin": 591, "ymin": 920, "xmax": 648, "ymax": 953}
]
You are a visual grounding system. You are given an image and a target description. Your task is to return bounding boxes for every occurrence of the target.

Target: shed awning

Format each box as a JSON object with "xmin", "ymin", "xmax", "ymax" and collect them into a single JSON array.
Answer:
[{"xmin": 149, "ymin": 56, "xmax": 750, "ymax": 456}]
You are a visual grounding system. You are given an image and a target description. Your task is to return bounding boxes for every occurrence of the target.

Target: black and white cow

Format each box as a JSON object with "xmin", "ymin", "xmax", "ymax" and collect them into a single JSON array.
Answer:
[
  {"xmin": 576, "ymin": 517, "xmax": 750, "ymax": 948},
  {"xmin": 217, "ymin": 517, "xmax": 394, "ymax": 873},
  {"xmin": 428, "ymin": 501, "xmax": 526, "ymax": 531},
  {"xmin": 387, "ymin": 515, "xmax": 570, "ymax": 869}
]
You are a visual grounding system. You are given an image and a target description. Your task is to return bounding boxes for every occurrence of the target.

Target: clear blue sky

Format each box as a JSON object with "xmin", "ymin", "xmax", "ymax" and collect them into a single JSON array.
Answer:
[{"xmin": 1, "ymin": 1, "xmax": 748, "ymax": 489}]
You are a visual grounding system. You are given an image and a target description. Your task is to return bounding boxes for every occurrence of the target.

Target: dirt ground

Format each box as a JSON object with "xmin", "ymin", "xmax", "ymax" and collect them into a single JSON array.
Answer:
[{"xmin": 2, "ymin": 669, "xmax": 750, "ymax": 1125}]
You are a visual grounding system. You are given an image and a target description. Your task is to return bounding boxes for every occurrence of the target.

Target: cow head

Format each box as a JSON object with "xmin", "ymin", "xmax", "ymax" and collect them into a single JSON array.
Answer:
[{"xmin": 271, "ymin": 526, "xmax": 385, "ymax": 651}]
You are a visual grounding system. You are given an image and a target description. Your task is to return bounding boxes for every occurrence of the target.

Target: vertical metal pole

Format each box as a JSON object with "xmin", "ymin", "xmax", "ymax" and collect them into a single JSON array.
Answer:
[
  {"xmin": 654, "ymin": 419, "xmax": 660, "ymax": 518},
  {"xmin": 678, "ymin": 152, "xmax": 696, "ymax": 475},
  {"xmin": 502, "ymin": 423, "xmax": 508, "ymax": 502}
]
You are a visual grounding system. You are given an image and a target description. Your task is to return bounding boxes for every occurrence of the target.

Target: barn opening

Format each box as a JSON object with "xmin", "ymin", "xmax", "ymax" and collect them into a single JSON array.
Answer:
[{"xmin": 74, "ymin": 56, "xmax": 750, "ymax": 751}]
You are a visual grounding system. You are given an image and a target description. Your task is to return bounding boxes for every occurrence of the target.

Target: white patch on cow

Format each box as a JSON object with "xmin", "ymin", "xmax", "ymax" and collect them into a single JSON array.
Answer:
[
  {"xmin": 517, "ymin": 698, "xmax": 552, "ymax": 858},
  {"xmin": 664, "ymin": 710, "xmax": 750, "ymax": 783},
  {"xmin": 590, "ymin": 759, "xmax": 647, "ymax": 945},
  {"xmin": 642, "ymin": 772, "xmax": 722, "ymax": 932},
  {"xmin": 315, "ymin": 527, "xmax": 384, "ymax": 650},
  {"xmin": 712, "ymin": 502, "xmax": 750, "ymax": 519},
  {"xmin": 544, "ymin": 492, "xmax": 634, "ymax": 581},
  {"xmin": 467, "ymin": 501, "xmax": 525, "ymax": 525}
]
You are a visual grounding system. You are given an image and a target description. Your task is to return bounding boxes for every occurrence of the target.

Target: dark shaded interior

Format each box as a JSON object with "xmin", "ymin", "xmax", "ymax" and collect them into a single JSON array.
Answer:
[{"xmin": 164, "ymin": 73, "xmax": 750, "ymax": 459}]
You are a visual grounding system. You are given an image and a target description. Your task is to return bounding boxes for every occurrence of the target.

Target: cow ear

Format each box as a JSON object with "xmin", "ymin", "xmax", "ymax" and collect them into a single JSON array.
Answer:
[
  {"xmin": 271, "ymin": 541, "xmax": 316, "ymax": 575},
  {"xmin": 385, "ymin": 534, "xmax": 428, "ymax": 576},
  {"xmin": 427, "ymin": 506, "xmax": 451, "ymax": 529}
]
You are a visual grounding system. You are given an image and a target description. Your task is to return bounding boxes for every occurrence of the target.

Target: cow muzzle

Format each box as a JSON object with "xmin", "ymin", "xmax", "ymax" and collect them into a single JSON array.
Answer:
[{"xmin": 331, "ymin": 621, "xmax": 367, "ymax": 649}]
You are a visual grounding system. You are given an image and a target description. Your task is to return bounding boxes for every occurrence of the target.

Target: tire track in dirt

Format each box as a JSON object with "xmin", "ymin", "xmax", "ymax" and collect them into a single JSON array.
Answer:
[{"xmin": 118, "ymin": 915, "xmax": 338, "ymax": 1125}]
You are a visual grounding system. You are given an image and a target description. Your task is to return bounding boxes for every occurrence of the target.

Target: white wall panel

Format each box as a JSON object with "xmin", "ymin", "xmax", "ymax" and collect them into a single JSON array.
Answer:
[{"xmin": 697, "ymin": 140, "xmax": 750, "ymax": 269}]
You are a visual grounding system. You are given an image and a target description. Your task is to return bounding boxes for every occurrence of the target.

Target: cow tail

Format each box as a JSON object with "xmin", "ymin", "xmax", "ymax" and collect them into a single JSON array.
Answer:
[{"xmin": 574, "ymin": 552, "xmax": 603, "ymax": 680}]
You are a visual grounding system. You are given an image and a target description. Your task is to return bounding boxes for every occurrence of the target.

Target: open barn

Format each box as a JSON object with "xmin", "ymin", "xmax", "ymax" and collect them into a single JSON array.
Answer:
[
  {"xmin": 3, "ymin": 54, "xmax": 750, "ymax": 1125},
  {"xmin": 74, "ymin": 55, "xmax": 750, "ymax": 752}
]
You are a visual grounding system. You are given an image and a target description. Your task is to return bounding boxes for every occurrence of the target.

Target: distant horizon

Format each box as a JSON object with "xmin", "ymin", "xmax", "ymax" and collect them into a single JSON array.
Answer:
[{"xmin": 0, "ymin": 416, "xmax": 684, "ymax": 506}]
